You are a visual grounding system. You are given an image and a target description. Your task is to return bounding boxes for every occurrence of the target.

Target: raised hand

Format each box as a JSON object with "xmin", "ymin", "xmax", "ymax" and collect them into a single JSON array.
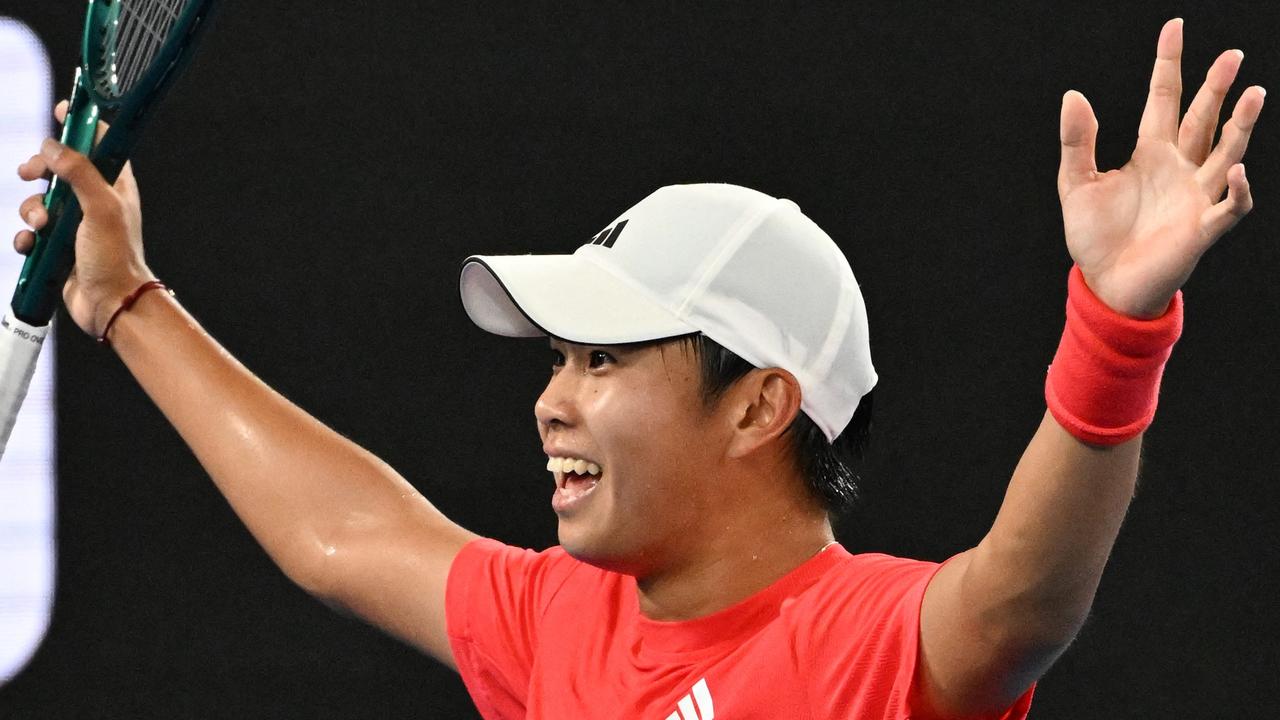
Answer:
[
  {"xmin": 13, "ymin": 101, "xmax": 153, "ymax": 336},
  {"xmin": 1057, "ymin": 19, "xmax": 1265, "ymax": 318}
]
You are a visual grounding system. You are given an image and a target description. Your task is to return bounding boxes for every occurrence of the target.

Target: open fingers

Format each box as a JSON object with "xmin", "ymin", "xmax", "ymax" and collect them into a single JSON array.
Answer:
[
  {"xmin": 1197, "ymin": 164, "xmax": 1252, "ymax": 252},
  {"xmin": 1138, "ymin": 18, "xmax": 1184, "ymax": 143},
  {"xmin": 1178, "ymin": 49, "xmax": 1243, "ymax": 163},
  {"xmin": 1197, "ymin": 86, "xmax": 1266, "ymax": 196}
]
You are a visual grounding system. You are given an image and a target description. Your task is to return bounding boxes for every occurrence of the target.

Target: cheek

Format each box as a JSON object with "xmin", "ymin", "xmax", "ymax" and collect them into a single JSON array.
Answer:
[
  {"xmin": 594, "ymin": 398, "xmax": 658, "ymax": 467},
  {"xmin": 592, "ymin": 386, "xmax": 694, "ymax": 455},
  {"xmin": 609, "ymin": 406, "xmax": 717, "ymax": 497}
]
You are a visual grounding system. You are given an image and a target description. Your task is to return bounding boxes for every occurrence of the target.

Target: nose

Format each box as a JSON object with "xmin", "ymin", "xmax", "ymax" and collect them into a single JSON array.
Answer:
[{"xmin": 534, "ymin": 366, "xmax": 579, "ymax": 430}]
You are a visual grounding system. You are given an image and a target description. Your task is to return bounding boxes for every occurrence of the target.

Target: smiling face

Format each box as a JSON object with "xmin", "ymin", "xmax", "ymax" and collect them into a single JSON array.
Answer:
[{"xmin": 536, "ymin": 338, "xmax": 733, "ymax": 575}]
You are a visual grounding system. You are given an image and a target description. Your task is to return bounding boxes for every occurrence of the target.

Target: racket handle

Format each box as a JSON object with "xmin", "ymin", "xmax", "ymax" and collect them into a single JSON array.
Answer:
[
  {"xmin": 11, "ymin": 196, "xmax": 83, "ymax": 326},
  {"xmin": 0, "ymin": 309, "xmax": 50, "ymax": 460},
  {"xmin": 11, "ymin": 73, "xmax": 99, "ymax": 326}
]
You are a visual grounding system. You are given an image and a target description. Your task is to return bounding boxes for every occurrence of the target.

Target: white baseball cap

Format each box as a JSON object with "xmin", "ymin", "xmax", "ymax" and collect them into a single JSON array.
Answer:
[{"xmin": 459, "ymin": 183, "xmax": 876, "ymax": 441}]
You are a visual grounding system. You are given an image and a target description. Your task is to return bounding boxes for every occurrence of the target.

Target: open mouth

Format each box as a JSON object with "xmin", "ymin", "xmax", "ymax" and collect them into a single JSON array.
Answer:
[{"xmin": 548, "ymin": 456, "xmax": 603, "ymax": 510}]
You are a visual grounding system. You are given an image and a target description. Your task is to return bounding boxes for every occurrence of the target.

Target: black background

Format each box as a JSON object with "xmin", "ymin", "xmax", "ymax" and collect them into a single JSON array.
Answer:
[{"xmin": 1, "ymin": 1, "xmax": 1277, "ymax": 718}]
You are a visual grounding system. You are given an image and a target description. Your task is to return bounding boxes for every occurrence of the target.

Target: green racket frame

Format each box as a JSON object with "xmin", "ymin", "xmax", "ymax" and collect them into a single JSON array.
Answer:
[{"xmin": 11, "ymin": 0, "xmax": 216, "ymax": 326}]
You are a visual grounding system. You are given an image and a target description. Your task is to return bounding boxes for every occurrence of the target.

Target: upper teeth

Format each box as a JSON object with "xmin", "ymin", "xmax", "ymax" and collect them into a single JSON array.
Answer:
[{"xmin": 546, "ymin": 457, "xmax": 602, "ymax": 475}]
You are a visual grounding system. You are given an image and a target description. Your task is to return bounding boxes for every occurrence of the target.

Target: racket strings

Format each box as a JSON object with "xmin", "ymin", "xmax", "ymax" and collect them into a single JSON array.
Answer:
[{"xmin": 111, "ymin": 0, "xmax": 191, "ymax": 95}]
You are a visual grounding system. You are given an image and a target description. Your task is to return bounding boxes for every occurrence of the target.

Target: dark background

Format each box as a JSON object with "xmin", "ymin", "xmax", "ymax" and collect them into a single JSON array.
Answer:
[{"xmin": 1, "ymin": 1, "xmax": 1277, "ymax": 718}]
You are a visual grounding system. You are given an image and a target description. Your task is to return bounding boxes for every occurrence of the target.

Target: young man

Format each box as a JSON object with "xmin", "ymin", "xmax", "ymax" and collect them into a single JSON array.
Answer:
[{"xmin": 10, "ymin": 18, "xmax": 1263, "ymax": 720}]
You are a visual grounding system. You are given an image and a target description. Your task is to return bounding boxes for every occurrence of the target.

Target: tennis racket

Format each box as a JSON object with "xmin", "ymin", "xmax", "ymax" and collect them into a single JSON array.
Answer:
[{"xmin": 0, "ymin": 0, "xmax": 219, "ymax": 460}]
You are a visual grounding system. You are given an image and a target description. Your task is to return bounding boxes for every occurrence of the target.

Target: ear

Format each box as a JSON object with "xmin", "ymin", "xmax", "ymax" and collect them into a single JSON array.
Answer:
[{"xmin": 724, "ymin": 368, "xmax": 803, "ymax": 460}]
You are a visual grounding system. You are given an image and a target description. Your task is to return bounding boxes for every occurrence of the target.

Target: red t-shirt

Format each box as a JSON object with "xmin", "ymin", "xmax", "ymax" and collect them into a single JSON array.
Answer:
[{"xmin": 446, "ymin": 538, "xmax": 1035, "ymax": 719}]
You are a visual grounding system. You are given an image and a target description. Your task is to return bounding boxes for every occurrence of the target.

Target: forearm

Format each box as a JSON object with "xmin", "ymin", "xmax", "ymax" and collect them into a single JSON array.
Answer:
[
  {"xmin": 918, "ymin": 279, "xmax": 1174, "ymax": 716},
  {"xmin": 106, "ymin": 289, "xmax": 457, "ymax": 593},
  {"xmin": 970, "ymin": 411, "xmax": 1141, "ymax": 640},
  {"xmin": 914, "ymin": 412, "xmax": 1143, "ymax": 717},
  {"xmin": 959, "ymin": 264, "xmax": 1179, "ymax": 647}
]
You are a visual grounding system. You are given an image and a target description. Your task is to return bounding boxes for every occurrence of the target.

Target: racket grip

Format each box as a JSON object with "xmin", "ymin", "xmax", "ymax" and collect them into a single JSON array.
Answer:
[
  {"xmin": 39, "ymin": 70, "xmax": 98, "ymax": 233},
  {"xmin": 10, "ymin": 73, "xmax": 98, "ymax": 325},
  {"xmin": 0, "ymin": 309, "xmax": 50, "ymax": 459}
]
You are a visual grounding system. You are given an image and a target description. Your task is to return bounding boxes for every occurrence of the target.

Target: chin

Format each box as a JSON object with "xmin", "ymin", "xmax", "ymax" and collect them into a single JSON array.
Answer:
[{"xmin": 558, "ymin": 522, "xmax": 644, "ymax": 575}]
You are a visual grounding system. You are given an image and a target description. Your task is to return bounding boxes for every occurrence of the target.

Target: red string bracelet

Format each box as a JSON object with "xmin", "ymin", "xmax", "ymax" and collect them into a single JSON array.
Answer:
[{"xmin": 97, "ymin": 279, "xmax": 172, "ymax": 347}]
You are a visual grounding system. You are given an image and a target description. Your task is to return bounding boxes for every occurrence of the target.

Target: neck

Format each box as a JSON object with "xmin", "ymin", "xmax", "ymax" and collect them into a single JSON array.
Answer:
[{"xmin": 635, "ymin": 506, "xmax": 835, "ymax": 621}]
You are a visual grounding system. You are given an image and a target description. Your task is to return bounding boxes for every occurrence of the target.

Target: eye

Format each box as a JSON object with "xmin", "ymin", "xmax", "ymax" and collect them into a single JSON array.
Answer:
[
  {"xmin": 588, "ymin": 349, "xmax": 615, "ymax": 368},
  {"xmin": 550, "ymin": 349, "xmax": 566, "ymax": 368}
]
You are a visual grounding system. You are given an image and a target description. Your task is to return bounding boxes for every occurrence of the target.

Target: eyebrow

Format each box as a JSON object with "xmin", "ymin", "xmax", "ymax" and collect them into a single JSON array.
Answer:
[{"xmin": 548, "ymin": 338, "xmax": 646, "ymax": 354}]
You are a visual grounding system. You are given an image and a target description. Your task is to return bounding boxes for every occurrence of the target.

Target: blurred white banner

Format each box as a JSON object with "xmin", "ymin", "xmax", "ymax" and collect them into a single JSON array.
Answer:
[{"xmin": 0, "ymin": 16, "xmax": 55, "ymax": 688}]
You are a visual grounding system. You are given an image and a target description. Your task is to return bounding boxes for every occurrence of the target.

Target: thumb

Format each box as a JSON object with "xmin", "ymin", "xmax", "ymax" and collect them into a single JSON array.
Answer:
[
  {"xmin": 39, "ymin": 138, "xmax": 116, "ymax": 215},
  {"xmin": 1058, "ymin": 90, "xmax": 1099, "ymax": 195},
  {"xmin": 115, "ymin": 159, "xmax": 140, "ymax": 203}
]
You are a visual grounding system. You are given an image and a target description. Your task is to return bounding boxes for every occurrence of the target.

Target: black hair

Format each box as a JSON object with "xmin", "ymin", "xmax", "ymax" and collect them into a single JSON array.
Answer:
[{"xmin": 675, "ymin": 334, "xmax": 872, "ymax": 515}]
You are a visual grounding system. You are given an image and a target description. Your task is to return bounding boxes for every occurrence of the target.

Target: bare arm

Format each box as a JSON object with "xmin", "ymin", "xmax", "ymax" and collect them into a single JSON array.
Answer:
[
  {"xmin": 110, "ymin": 290, "xmax": 479, "ymax": 668},
  {"xmin": 912, "ymin": 19, "xmax": 1265, "ymax": 718},
  {"xmin": 14, "ymin": 106, "xmax": 479, "ymax": 669},
  {"xmin": 916, "ymin": 415, "xmax": 1140, "ymax": 715}
]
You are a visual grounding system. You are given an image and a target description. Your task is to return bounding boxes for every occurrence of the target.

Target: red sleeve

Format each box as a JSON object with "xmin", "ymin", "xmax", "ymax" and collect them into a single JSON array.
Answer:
[
  {"xmin": 801, "ymin": 554, "xmax": 1034, "ymax": 720},
  {"xmin": 445, "ymin": 538, "xmax": 582, "ymax": 720}
]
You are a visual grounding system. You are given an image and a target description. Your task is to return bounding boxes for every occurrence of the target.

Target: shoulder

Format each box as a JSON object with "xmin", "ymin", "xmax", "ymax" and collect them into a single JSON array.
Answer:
[
  {"xmin": 808, "ymin": 550, "xmax": 940, "ymax": 597},
  {"xmin": 448, "ymin": 538, "xmax": 614, "ymax": 615},
  {"xmin": 786, "ymin": 548, "xmax": 942, "ymax": 631},
  {"xmin": 788, "ymin": 549, "xmax": 948, "ymax": 717}
]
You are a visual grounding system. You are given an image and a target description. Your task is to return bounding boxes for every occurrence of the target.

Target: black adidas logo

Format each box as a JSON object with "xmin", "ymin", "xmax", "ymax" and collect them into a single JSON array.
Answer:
[{"xmin": 588, "ymin": 219, "xmax": 628, "ymax": 248}]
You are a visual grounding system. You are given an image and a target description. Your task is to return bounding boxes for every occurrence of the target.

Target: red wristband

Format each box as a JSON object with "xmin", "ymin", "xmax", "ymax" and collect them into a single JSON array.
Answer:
[
  {"xmin": 97, "ymin": 280, "xmax": 171, "ymax": 347},
  {"xmin": 1044, "ymin": 265, "xmax": 1183, "ymax": 446}
]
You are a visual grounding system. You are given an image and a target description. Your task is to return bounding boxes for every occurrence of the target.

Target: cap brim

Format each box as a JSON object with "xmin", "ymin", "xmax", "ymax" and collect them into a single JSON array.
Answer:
[{"xmin": 460, "ymin": 254, "xmax": 698, "ymax": 345}]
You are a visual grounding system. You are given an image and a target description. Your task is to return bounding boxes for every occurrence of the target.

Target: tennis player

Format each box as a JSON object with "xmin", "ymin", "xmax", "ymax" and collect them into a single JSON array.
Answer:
[{"xmin": 12, "ymin": 18, "xmax": 1263, "ymax": 719}]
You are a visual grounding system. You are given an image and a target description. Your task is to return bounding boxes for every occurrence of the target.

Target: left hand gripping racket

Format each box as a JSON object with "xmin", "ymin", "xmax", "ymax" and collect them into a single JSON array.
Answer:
[{"xmin": 0, "ymin": 0, "xmax": 219, "ymax": 460}]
